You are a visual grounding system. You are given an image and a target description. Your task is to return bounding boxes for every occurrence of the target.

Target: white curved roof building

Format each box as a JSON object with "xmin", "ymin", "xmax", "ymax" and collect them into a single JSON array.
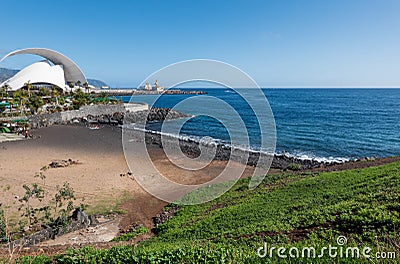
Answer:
[
  {"xmin": 2, "ymin": 60, "xmax": 66, "ymax": 91},
  {"xmin": 0, "ymin": 48, "xmax": 87, "ymax": 92}
]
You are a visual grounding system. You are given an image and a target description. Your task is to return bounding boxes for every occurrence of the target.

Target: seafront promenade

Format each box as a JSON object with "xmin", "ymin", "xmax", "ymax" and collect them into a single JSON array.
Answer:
[{"xmin": 0, "ymin": 132, "xmax": 25, "ymax": 143}]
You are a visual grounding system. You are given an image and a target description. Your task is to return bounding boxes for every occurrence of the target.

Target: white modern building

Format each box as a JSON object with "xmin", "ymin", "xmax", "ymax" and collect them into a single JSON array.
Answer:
[{"xmin": 0, "ymin": 48, "xmax": 87, "ymax": 92}]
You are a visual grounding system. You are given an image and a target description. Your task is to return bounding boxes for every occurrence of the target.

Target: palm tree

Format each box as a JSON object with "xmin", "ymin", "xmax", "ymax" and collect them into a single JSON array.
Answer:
[
  {"xmin": 38, "ymin": 87, "xmax": 51, "ymax": 97},
  {"xmin": 28, "ymin": 94, "xmax": 44, "ymax": 114},
  {"xmin": 0, "ymin": 86, "xmax": 6, "ymax": 101},
  {"xmin": 12, "ymin": 90, "xmax": 22, "ymax": 115},
  {"xmin": 51, "ymin": 86, "xmax": 60, "ymax": 106},
  {"xmin": 24, "ymin": 81, "xmax": 33, "ymax": 98},
  {"xmin": 72, "ymin": 88, "xmax": 90, "ymax": 109},
  {"xmin": 83, "ymin": 82, "xmax": 89, "ymax": 94},
  {"xmin": 2, "ymin": 84, "xmax": 13, "ymax": 115},
  {"xmin": 13, "ymin": 90, "xmax": 29, "ymax": 116},
  {"xmin": 67, "ymin": 82, "xmax": 74, "ymax": 93},
  {"xmin": 1, "ymin": 84, "xmax": 10, "ymax": 99}
]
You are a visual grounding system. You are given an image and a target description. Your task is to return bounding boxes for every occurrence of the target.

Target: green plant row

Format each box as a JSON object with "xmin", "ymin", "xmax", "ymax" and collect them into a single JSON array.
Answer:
[{"xmin": 112, "ymin": 226, "xmax": 149, "ymax": 242}]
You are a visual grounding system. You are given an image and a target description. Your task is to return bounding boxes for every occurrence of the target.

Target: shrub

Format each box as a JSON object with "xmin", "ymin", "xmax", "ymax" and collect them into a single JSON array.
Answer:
[
  {"xmin": 0, "ymin": 209, "xmax": 6, "ymax": 242},
  {"xmin": 287, "ymin": 163, "xmax": 301, "ymax": 171},
  {"xmin": 112, "ymin": 226, "xmax": 149, "ymax": 242}
]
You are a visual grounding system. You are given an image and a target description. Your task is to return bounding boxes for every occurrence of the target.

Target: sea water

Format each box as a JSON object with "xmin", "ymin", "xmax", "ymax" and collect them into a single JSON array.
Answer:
[{"xmin": 119, "ymin": 88, "xmax": 400, "ymax": 161}]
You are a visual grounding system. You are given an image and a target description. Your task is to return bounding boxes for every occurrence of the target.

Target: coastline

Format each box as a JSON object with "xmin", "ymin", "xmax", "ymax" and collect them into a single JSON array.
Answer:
[
  {"xmin": 1, "ymin": 120, "xmax": 399, "ymax": 250},
  {"xmin": 23, "ymin": 105, "xmax": 391, "ymax": 170}
]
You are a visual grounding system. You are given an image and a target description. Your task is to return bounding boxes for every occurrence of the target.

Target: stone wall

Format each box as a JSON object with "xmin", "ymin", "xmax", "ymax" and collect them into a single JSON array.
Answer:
[
  {"xmin": 60, "ymin": 104, "xmax": 126, "ymax": 122},
  {"xmin": 8, "ymin": 210, "xmax": 93, "ymax": 248},
  {"xmin": 28, "ymin": 112, "xmax": 62, "ymax": 129}
]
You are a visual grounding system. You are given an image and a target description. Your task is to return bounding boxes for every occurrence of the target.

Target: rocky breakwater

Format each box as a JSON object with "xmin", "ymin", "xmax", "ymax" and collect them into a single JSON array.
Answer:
[
  {"xmin": 76, "ymin": 107, "xmax": 191, "ymax": 125},
  {"xmin": 28, "ymin": 105, "xmax": 190, "ymax": 128}
]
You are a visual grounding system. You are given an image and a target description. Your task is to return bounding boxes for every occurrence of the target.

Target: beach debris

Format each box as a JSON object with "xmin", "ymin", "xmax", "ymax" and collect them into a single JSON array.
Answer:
[
  {"xmin": 49, "ymin": 159, "xmax": 79, "ymax": 168},
  {"xmin": 119, "ymin": 171, "xmax": 135, "ymax": 181},
  {"xmin": 87, "ymin": 123, "xmax": 100, "ymax": 130},
  {"xmin": 119, "ymin": 171, "xmax": 133, "ymax": 178}
]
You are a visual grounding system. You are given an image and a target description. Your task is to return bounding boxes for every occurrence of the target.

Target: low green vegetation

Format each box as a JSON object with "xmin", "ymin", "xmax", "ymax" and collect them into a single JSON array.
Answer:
[
  {"xmin": 112, "ymin": 226, "xmax": 149, "ymax": 242},
  {"xmin": 287, "ymin": 162, "xmax": 301, "ymax": 171},
  {"xmin": 84, "ymin": 191, "xmax": 132, "ymax": 216},
  {"xmin": 10, "ymin": 161, "xmax": 400, "ymax": 263},
  {"xmin": 0, "ymin": 209, "xmax": 6, "ymax": 243}
]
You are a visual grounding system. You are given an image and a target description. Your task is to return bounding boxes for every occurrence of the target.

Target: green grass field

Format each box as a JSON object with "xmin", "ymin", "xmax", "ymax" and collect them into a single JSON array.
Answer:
[{"xmin": 13, "ymin": 161, "xmax": 400, "ymax": 263}]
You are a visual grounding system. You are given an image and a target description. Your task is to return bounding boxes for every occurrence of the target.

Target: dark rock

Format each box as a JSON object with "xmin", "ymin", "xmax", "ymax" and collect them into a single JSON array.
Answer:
[
  {"xmin": 141, "ymin": 130, "xmax": 346, "ymax": 170},
  {"xmin": 49, "ymin": 159, "xmax": 79, "ymax": 168},
  {"xmin": 153, "ymin": 206, "xmax": 180, "ymax": 226},
  {"xmin": 72, "ymin": 209, "xmax": 90, "ymax": 226},
  {"xmin": 89, "ymin": 215, "xmax": 100, "ymax": 227}
]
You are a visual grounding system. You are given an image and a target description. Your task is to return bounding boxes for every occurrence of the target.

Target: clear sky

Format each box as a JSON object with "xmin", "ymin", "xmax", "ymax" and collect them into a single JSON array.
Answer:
[{"xmin": 1, "ymin": 0, "xmax": 400, "ymax": 87}]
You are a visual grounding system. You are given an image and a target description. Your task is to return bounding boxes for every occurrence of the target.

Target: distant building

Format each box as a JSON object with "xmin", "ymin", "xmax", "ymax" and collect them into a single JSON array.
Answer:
[
  {"xmin": 0, "ymin": 48, "xmax": 87, "ymax": 93},
  {"xmin": 143, "ymin": 82, "xmax": 152, "ymax": 91},
  {"xmin": 154, "ymin": 80, "xmax": 164, "ymax": 91},
  {"xmin": 140, "ymin": 80, "xmax": 164, "ymax": 91}
]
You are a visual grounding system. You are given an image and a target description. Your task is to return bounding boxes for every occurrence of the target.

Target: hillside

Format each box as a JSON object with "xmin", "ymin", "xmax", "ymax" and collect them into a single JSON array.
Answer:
[
  {"xmin": 0, "ymin": 67, "xmax": 108, "ymax": 88},
  {"xmin": 14, "ymin": 161, "xmax": 400, "ymax": 263},
  {"xmin": 0, "ymin": 67, "xmax": 18, "ymax": 83},
  {"xmin": 87, "ymin": 78, "xmax": 108, "ymax": 88}
]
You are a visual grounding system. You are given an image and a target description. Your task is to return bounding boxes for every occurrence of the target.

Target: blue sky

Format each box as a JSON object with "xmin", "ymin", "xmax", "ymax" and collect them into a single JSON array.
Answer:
[{"xmin": 1, "ymin": 0, "xmax": 400, "ymax": 87}]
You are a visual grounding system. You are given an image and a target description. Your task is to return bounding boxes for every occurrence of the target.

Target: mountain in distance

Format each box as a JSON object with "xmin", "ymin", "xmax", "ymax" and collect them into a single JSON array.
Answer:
[
  {"xmin": 0, "ymin": 67, "xmax": 108, "ymax": 88},
  {"xmin": 87, "ymin": 79, "xmax": 108, "ymax": 88},
  {"xmin": 0, "ymin": 67, "xmax": 19, "ymax": 83}
]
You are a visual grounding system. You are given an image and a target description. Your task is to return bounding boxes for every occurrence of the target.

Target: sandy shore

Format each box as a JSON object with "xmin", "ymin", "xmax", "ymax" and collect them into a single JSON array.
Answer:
[
  {"xmin": 0, "ymin": 125, "xmax": 254, "ymax": 233},
  {"xmin": 2, "ymin": 124, "xmax": 399, "ymax": 250}
]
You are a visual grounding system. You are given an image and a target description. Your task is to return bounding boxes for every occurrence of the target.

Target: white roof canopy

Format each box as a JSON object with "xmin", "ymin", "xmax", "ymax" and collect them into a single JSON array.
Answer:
[
  {"xmin": 0, "ymin": 48, "xmax": 87, "ymax": 85},
  {"xmin": 1, "ymin": 61, "xmax": 66, "ymax": 91}
]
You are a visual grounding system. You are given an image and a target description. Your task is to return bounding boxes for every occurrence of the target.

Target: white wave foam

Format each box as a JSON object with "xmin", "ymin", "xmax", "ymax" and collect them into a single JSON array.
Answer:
[
  {"xmin": 277, "ymin": 152, "xmax": 350, "ymax": 163},
  {"xmin": 123, "ymin": 125, "xmax": 350, "ymax": 163}
]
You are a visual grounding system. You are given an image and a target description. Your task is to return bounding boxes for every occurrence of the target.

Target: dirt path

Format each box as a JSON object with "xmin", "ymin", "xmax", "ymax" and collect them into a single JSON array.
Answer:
[{"xmin": 40, "ymin": 217, "xmax": 121, "ymax": 246}]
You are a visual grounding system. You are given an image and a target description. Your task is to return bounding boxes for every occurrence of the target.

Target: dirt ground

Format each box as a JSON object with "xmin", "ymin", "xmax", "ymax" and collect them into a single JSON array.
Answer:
[{"xmin": 0, "ymin": 125, "xmax": 254, "ymax": 250}]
